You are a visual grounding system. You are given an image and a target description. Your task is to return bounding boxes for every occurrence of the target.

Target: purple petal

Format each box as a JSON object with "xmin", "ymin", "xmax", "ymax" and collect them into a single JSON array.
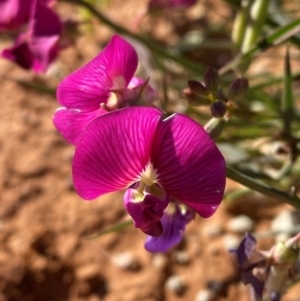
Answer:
[
  {"xmin": 151, "ymin": 114, "xmax": 226, "ymax": 218},
  {"xmin": 241, "ymin": 270, "xmax": 264, "ymax": 301},
  {"xmin": 0, "ymin": 0, "xmax": 34, "ymax": 31},
  {"xmin": 234, "ymin": 233, "xmax": 257, "ymax": 268},
  {"xmin": 128, "ymin": 77, "xmax": 158, "ymax": 103},
  {"xmin": 52, "ymin": 107, "xmax": 107, "ymax": 145},
  {"xmin": 29, "ymin": 1, "xmax": 62, "ymax": 72},
  {"xmin": 140, "ymin": 221, "xmax": 163, "ymax": 237},
  {"xmin": 144, "ymin": 204, "xmax": 187, "ymax": 252},
  {"xmin": 1, "ymin": 34, "xmax": 33, "ymax": 69},
  {"xmin": 57, "ymin": 35, "xmax": 138, "ymax": 111},
  {"xmin": 124, "ymin": 186, "xmax": 169, "ymax": 236},
  {"xmin": 72, "ymin": 107, "xmax": 162, "ymax": 199}
]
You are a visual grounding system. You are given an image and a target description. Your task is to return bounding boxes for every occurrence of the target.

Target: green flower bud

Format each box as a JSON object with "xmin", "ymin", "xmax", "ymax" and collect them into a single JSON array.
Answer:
[
  {"xmin": 272, "ymin": 241, "xmax": 299, "ymax": 266},
  {"xmin": 204, "ymin": 117, "xmax": 225, "ymax": 138}
]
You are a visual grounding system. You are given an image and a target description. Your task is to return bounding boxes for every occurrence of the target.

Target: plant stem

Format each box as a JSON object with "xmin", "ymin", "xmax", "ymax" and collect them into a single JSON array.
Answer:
[
  {"xmin": 241, "ymin": 0, "xmax": 270, "ymax": 53},
  {"xmin": 231, "ymin": 0, "xmax": 251, "ymax": 52},
  {"xmin": 60, "ymin": 0, "xmax": 204, "ymax": 73},
  {"xmin": 226, "ymin": 165, "xmax": 300, "ymax": 209}
]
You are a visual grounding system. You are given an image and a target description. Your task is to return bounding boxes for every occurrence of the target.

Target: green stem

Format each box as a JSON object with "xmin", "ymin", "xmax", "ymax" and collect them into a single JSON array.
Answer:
[
  {"xmin": 282, "ymin": 45, "xmax": 294, "ymax": 136},
  {"xmin": 241, "ymin": 0, "xmax": 270, "ymax": 53},
  {"xmin": 231, "ymin": 0, "xmax": 251, "ymax": 52},
  {"xmin": 60, "ymin": 0, "xmax": 204, "ymax": 73},
  {"xmin": 226, "ymin": 165, "xmax": 300, "ymax": 209}
]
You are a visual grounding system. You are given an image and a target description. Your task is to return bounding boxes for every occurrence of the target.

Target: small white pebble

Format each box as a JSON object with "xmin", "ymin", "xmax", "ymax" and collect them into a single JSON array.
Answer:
[
  {"xmin": 195, "ymin": 289, "xmax": 215, "ymax": 301},
  {"xmin": 271, "ymin": 210, "xmax": 300, "ymax": 234},
  {"xmin": 227, "ymin": 215, "xmax": 254, "ymax": 233},
  {"xmin": 223, "ymin": 234, "xmax": 240, "ymax": 250},
  {"xmin": 173, "ymin": 251, "xmax": 189, "ymax": 265},
  {"xmin": 165, "ymin": 275, "xmax": 186, "ymax": 294},
  {"xmin": 202, "ymin": 224, "xmax": 223, "ymax": 237},
  {"xmin": 113, "ymin": 252, "xmax": 139, "ymax": 270},
  {"xmin": 152, "ymin": 254, "xmax": 168, "ymax": 269}
]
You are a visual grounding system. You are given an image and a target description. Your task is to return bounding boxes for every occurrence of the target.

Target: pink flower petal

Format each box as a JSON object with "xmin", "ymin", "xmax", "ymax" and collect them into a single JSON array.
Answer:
[
  {"xmin": 30, "ymin": 1, "xmax": 62, "ymax": 72},
  {"xmin": 1, "ymin": 34, "xmax": 33, "ymax": 69},
  {"xmin": 57, "ymin": 35, "xmax": 138, "ymax": 111},
  {"xmin": 53, "ymin": 107, "xmax": 107, "ymax": 145},
  {"xmin": 72, "ymin": 107, "xmax": 162, "ymax": 200},
  {"xmin": 152, "ymin": 114, "xmax": 226, "ymax": 217},
  {"xmin": 0, "ymin": 0, "xmax": 34, "ymax": 31}
]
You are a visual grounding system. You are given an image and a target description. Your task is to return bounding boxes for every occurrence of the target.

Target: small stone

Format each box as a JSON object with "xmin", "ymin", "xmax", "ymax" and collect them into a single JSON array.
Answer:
[
  {"xmin": 271, "ymin": 210, "xmax": 300, "ymax": 235},
  {"xmin": 202, "ymin": 224, "xmax": 223, "ymax": 237},
  {"xmin": 151, "ymin": 254, "xmax": 168, "ymax": 269},
  {"xmin": 223, "ymin": 234, "xmax": 240, "ymax": 250},
  {"xmin": 165, "ymin": 275, "xmax": 186, "ymax": 295},
  {"xmin": 113, "ymin": 252, "xmax": 140, "ymax": 271},
  {"xmin": 227, "ymin": 215, "xmax": 254, "ymax": 233},
  {"xmin": 173, "ymin": 251, "xmax": 189, "ymax": 265},
  {"xmin": 76, "ymin": 264, "xmax": 100, "ymax": 280},
  {"xmin": 195, "ymin": 289, "xmax": 215, "ymax": 301}
]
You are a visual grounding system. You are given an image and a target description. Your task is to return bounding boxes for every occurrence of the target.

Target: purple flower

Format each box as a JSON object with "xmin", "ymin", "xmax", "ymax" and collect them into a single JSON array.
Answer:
[
  {"xmin": 231, "ymin": 233, "xmax": 300, "ymax": 301},
  {"xmin": 72, "ymin": 106, "xmax": 226, "ymax": 252},
  {"xmin": 53, "ymin": 35, "xmax": 157, "ymax": 145},
  {"xmin": 1, "ymin": 0, "xmax": 62, "ymax": 72},
  {"xmin": 231, "ymin": 233, "xmax": 267, "ymax": 301}
]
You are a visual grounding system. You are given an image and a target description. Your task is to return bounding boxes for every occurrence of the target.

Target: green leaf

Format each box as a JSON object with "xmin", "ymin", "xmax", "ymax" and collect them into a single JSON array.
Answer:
[
  {"xmin": 282, "ymin": 45, "xmax": 294, "ymax": 136},
  {"xmin": 86, "ymin": 219, "xmax": 133, "ymax": 240}
]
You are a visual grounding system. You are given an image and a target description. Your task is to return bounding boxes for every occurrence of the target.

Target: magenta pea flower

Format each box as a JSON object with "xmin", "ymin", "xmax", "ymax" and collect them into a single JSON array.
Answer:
[
  {"xmin": 53, "ymin": 34, "xmax": 157, "ymax": 145},
  {"xmin": 1, "ymin": 0, "xmax": 62, "ymax": 72},
  {"xmin": 72, "ymin": 106, "xmax": 226, "ymax": 252}
]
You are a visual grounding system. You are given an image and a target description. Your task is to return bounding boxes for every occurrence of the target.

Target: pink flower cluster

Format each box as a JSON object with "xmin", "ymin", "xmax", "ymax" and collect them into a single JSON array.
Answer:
[
  {"xmin": 53, "ymin": 35, "xmax": 226, "ymax": 252},
  {"xmin": 0, "ymin": 0, "xmax": 63, "ymax": 73}
]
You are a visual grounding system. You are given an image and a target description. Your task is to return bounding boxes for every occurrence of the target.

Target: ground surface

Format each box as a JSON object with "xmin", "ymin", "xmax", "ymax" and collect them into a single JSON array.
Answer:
[{"xmin": 0, "ymin": 1, "xmax": 300, "ymax": 301}]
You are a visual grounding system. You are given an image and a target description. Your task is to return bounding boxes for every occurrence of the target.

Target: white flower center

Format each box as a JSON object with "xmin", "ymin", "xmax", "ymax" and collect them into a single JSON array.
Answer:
[
  {"xmin": 106, "ymin": 76, "xmax": 126, "ymax": 109},
  {"xmin": 141, "ymin": 162, "xmax": 158, "ymax": 187}
]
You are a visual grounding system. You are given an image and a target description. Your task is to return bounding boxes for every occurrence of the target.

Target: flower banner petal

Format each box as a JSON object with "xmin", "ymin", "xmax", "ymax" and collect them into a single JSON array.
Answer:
[
  {"xmin": 57, "ymin": 35, "xmax": 138, "ymax": 111},
  {"xmin": 53, "ymin": 107, "xmax": 107, "ymax": 145},
  {"xmin": 72, "ymin": 107, "xmax": 162, "ymax": 199},
  {"xmin": 151, "ymin": 114, "xmax": 226, "ymax": 218}
]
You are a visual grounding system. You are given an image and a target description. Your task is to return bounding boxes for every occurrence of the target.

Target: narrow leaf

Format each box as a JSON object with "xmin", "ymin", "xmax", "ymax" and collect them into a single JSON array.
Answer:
[
  {"xmin": 86, "ymin": 219, "xmax": 133, "ymax": 239},
  {"xmin": 219, "ymin": 18, "xmax": 300, "ymax": 75},
  {"xmin": 282, "ymin": 45, "xmax": 294, "ymax": 136}
]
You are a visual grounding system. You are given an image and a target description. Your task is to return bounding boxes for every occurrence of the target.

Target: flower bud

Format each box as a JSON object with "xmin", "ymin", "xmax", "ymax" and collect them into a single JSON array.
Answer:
[
  {"xmin": 204, "ymin": 67, "xmax": 220, "ymax": 93},
  {"xmin": 183, "ymin": 87, "xmax": 211, "ymax": 106},
  {"xmin": 210, "ymin": 100, "xmax": 227, "ymax": 118},
  {"xmin": 204, "ymin": 117, "xmax": 225, "ymax": 138},
  {"xmin": 227, "ymin": 77, "xmax": 249, "ymax": 100},
  {"xmin": 271, "ymin": 241, "xmax": 299, "ymax": 266},
  {"xmin": 188, "ymin": 80, "xmax": 208, "ymax": 95}
]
